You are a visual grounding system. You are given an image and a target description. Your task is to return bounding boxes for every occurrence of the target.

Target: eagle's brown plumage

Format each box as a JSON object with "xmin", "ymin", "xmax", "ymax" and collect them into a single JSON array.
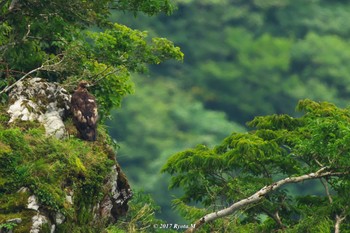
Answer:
[{"xmin": 71, "ymin": 81, "xmax": 98, "ymax": 141}]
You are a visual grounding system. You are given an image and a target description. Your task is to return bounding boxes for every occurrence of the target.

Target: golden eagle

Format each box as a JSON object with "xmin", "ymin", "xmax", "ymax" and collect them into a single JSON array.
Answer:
[{"xmin": 71, "ymin": 81, "xmax": 98, "ymax": 141}]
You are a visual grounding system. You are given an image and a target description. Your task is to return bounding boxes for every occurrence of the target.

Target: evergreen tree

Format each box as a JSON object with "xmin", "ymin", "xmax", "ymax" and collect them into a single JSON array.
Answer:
[{"xmin": 163, "ymin": 100, "xmax": 350, "ymax": 232}]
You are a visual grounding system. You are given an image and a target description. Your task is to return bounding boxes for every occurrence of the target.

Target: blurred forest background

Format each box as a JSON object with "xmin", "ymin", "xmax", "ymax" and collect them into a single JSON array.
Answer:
[{"xmin": 106, "ymin": 0, "xmax": 350, "ymax": 222}]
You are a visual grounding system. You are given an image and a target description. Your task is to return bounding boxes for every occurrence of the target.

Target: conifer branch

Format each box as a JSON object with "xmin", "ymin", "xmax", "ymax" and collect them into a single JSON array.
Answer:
[{"xmin": 185, "ymin": 167, "xmax": 348, "ymax": 233}]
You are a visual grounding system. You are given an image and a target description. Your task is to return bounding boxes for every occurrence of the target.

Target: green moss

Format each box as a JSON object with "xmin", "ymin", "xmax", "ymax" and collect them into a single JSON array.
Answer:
[
  {"xmin": 0, "ymin": 141, "xmax": 11, "ymax": 153},
  {"xmin": 0, "ymin": 104, "xmax": 123, "ymax": 232},
  {"xmin": 0, "ymin": 105, "xmax": 10, "ymax": 124},
  {"xmin": 9, "ymin": 119, "xmax": 44, "ymax": 132},
  {"xmin": 0, "ymin": 192, "xmax": 29, "ymax": 214},
  {"xmin": 56, "ymin": 223, "xmax": 103, "ymax": 233},
  {"xmin": 0, "ymin": 210, "xmax": 36, "ymax": 233}
]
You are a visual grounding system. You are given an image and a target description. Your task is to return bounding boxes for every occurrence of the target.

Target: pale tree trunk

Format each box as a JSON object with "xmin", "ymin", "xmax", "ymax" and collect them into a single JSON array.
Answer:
[{"xmin": 334, "ymin": 215, "xmax": 345, "ymax": 233}]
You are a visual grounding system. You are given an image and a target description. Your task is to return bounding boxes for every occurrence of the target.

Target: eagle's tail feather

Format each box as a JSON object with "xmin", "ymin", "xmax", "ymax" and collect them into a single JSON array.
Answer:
[{"xmin": 78, "ymin": 127, "xmax": 97, "ymax": 141}]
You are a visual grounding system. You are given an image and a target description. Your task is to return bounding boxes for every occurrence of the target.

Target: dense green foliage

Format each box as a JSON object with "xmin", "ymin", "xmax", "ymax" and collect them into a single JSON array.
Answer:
[
  {"xmin": 106, "ymin": 0, "xmax": 350, "ymax": 223},
  {"xmin": 108, "ymin": 76, "xmax": 244, "ymax": 221},
  {"xmin": 3, "ymin": 0, "xmax": 350, "ymax": 232},
  {"xmin": 0, "ymin": 111, "xmax": 174, "ymax": 232},
  {"xmin": 0, "ymin": 0, "xmax": 183, "ymax": 118},
  {"xmin": 107, "ymin": 190, "xmax": 177, "ymax": 233},
  {"xmin": 0, "ymin": 0, "xmax": 184, "ymax": 232},
  {"xmin": 163, "ymin": 100, "xmax": 350, "ymax": 232},
  {"xmin": 0, "ymin": 111, "xmax": 115, "ymax": 232},
  {"xmin": 112, "ymin": 0, "xmax": 350, "ymax": 124}
]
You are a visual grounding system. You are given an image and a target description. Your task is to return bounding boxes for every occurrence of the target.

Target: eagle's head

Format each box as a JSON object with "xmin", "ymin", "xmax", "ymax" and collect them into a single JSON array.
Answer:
[{"xmin": 78, "ymin": 80, "xmax": 90, "ymax": 89}]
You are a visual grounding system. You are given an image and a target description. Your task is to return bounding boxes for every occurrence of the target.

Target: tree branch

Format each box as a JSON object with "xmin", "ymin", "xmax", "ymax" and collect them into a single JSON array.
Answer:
[
  {"xmin": 0, "ymin": 65, "xmax": 44, "ymax": 95},
  {"xmin": 0, "ymin": 57, "xmax": 64, "ymax": 95},
  {"xmin": 184, "ymin": 167, "xmax": 348, "ymax": 233},
  {"xmin": 334, "ymin": 214, "xmax": 346, "ymax": 233},
  {"xmin": 320, "ymin": 178, "xmax": 332, "ymax": 203},
  {"xmin": 260, "ymin": 206, "xmax": 284, "ymax": 229},
  {"xmin": 8, "ymin": 0, "xmax": 18, "ymax": 11},
  {"xmin": 320, "ymin": 178, "xmax": 348, "ymax": 232}
]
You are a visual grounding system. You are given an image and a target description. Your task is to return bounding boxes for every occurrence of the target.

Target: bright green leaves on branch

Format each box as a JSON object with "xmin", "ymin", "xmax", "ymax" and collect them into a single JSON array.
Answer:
[
  {"xmin": 112, "ymin": 0, "xmax": 175, "ymax": 16},
  {"xmin": 295, "ymin": 100, "xmax": 350, "ymax": 172},
  {"xmin": 84, "ymin": 23, "xmax": 183, "ymax": 118},
  {"xmin": 87, "ymin": 23, "xmax": 183, "ymax": 72},
  {"xmin": 0, "ymin": 0, "xmax": 183, "ymax": 118},
  {"xmin": 162, "ymin": 99, "xmax": 350, "ymax": 231},
  {"xmin": 80, "ymin": 61, "xmax": 134, "ymax": 119}
]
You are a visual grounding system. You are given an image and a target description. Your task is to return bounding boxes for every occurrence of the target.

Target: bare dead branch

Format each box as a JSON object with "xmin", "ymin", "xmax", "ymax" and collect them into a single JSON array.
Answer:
[
  {"xmin": 315, "ymin": 158, "xmax": 323, "ymax": 167},
  {"xmin": 185, "ymin": 167, "xmax": 348, "ymax": 233},
  {"xmin": 0, "ymin": 64, "xmax": 44, "ymax": 95},
  {"xmin": 0, "ymin": 57, "xmax": 64, "ymax": 95},
  {"xmin": 274, "ymin": 211, "xmax": 283, "ymax": 229}
]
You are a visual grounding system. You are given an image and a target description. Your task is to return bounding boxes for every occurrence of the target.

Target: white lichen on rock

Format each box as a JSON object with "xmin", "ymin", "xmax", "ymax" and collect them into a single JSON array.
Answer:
[
  {"xmin": 7, "ymin": 78, "xmax": 70, "ymax": 138},
  {"xmin": 27, "ymin": 195, "xmax": 39, "ymax": 211},
  {"xmin": 55, "ymin": 212, "xmax": 65, "ymax": 225},
  {"xmin": 30, "ymin": 214, "xmax": 48, "ymax": 233}
]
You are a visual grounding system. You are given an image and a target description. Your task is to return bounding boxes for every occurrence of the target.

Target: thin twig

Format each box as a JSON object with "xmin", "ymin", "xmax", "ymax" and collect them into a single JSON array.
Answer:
[
  {"xmin": 90, "ymin": 66, "xmax": 124, "ymax": 86},
  {"xmin": 0, "ymin": 57, "xmax": 64, "ymax": 95},
  {"xmin": 314, "ymin": 158, "xmax": 323, "ymax": 167},
  {"xmin": 0, "ymin": 24, "xmax": 31, "ymax": 54},
  {"xmin": 0, "ymin": 64, "xmax": 44, "ymax": 95},
  {"xmin": 22, "ymin": 24, "xmax": 31, "ymax": 41}
]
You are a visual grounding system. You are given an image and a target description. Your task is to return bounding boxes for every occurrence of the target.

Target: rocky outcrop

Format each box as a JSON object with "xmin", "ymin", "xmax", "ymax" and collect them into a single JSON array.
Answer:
[
  {"xmin": 7, "ymin": 78, "xmax": 70, "ymax": 139},
  {"xmin": 94, "ymin": 165, "xmax": 132, "ymax": 222},
  {"xmin": 3, "ymin": 164, "xmax": 132, "ymax": 233},
  {"xmin": 0, "ymin": 78, "xmax": 132, "ymax": 232}
]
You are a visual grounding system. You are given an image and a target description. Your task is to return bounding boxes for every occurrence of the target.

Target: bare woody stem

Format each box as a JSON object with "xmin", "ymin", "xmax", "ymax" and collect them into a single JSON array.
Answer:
[
  {"xmin": 334, "ymin": 214, "xmax": 346, "ymax": 233},
  {"xmin": 0, "ymin": 65, "xmax": 44, "ymax": 95},
  {"xmin": 185, "ymin": 167, "xmax": 347, "ymax": 233},
  {"xmin": 0, "ymin": 58, "xmax": 64, "ymax": 95}
]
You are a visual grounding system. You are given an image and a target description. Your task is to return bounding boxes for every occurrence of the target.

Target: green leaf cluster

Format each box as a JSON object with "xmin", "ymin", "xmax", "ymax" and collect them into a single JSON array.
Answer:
[
  {"xmin": 107, "ymin": 76, "xmax": 244, "ymax": 222},
  {"xmin": 111, "ymin": 0, "xmax": 175, "ymax": 16},
  {"xmin": 0, "ymin": 0, "xmax": 183, "ymax": 118},
  {"xmin": 111, "ymin": 0, "xmax": 350, "ymax": 124},
  {"xmin": 162, "ymin": 100, "xmax": 350, "ymax": 232}
]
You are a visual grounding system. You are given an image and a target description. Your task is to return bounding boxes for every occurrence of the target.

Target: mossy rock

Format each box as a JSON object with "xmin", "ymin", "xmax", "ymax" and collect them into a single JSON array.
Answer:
[
  {"xmin": 0, "ymin": 211, "xmax": 36, "ymax": 233},
  {"xmin": 0, "ymin": 105, "xmax": 131, "ymax": 233}
]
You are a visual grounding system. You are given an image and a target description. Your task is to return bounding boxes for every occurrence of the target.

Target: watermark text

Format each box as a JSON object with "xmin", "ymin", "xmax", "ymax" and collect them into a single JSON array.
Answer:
[{"xmin": 153, "ymin": 223, "xmax": 196, "ymax": 230}]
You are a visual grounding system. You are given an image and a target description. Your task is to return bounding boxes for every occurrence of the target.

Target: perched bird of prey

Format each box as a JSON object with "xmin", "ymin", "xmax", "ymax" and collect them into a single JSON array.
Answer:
[{"xmin": 71, "ymin": 80, "xmax": 98, "ymax": 141}]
